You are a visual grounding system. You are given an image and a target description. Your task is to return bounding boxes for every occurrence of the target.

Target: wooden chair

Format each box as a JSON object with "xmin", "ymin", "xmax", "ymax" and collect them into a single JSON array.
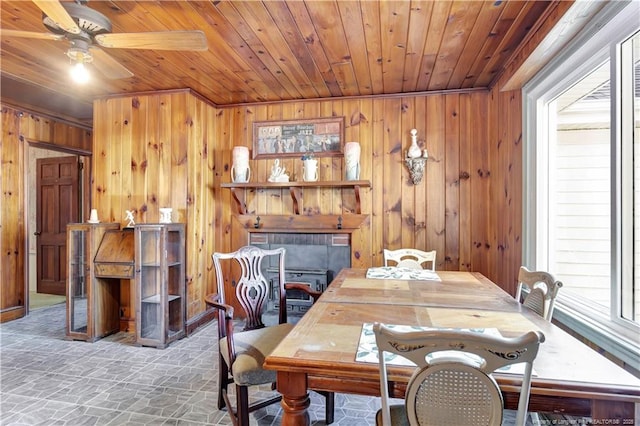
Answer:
[
  {"xmin": 515, "ymin": 266, "xmax": 563, "ymax": 322},
  {"xmin": 373, "ymin": 323, "xmax": 545, "ymax": 426},
  {"xmin": 383, "ymin": 248, "xmax": 436, "ymax": 271},
  {"xmin": 204, "ymin": 245, "xmax": 334, "ymax": 426}
]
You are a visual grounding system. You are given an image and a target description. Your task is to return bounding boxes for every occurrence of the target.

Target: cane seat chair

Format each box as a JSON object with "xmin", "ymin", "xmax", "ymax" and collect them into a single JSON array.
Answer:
[
  {"xmin": 373, "ymin": 322, "xmax": 545, "ymax": 426},
  {"xmin": 383, "ymin": 249, "xmax": 437, "ymax": 271},
  {"xmin": 516, "ymin": 266, "xmax": 563, "ymax": 322},
  {"xmin": 204, "ymin": 245, "xmax": 334, "ymax": 426}
]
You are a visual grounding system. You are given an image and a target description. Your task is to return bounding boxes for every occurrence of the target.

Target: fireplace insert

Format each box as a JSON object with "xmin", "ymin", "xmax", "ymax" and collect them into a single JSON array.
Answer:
[{"xmin": 266, "ymin": 267, "xmax": 329, "ymax": 314}]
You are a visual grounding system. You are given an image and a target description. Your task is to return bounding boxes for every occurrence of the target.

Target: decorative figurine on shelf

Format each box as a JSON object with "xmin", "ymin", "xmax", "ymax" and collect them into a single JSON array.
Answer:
[
  {"xmin": 344, "ymin": 142, "xmax": 361, "ymax": 181},
  {"xmin": 88, "ymin": 209, "xmax": 99, "ymax": 224},
  {"xmin": 268, "ymin": 159, "xmax": 289, "ymax": 182},
  {"xmin": 301, "ymin": 152, "xmax": 318, "ymax": 182},
  {"xmin": 125, "ymin": 210, "xmax": 136, "ymax": 227},
  {"xmin": 159, "ymin": 208, "xmax": 173, "ymax": 223}
]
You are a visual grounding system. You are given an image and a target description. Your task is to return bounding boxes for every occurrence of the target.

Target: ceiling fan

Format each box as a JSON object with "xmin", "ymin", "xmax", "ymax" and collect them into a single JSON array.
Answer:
[{"xmin": 0, "ymin": 0, "xmax": 208, "ymax": 80}]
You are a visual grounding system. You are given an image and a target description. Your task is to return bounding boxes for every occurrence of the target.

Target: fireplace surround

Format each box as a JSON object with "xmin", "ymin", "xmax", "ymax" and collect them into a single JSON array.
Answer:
[{"xmin": 250, "ymin": 233, "xmax": 350, "ymax": 313}]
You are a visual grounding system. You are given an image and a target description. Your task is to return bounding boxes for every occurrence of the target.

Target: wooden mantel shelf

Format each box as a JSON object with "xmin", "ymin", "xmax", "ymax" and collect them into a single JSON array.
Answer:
[
  {"xmin": 235, "ymin": 214, "xmax": 369, "ymax": 234},
  {"xmin": 221, "ymin": 180, "xmax": 371, "ymax": 215}
]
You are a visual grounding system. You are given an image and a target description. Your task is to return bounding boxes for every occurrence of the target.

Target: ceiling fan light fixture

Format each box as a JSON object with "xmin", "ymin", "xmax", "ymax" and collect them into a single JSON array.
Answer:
[
  {"xmin": 70, "ymin": 61, "xmax": 90, "ymax": 84},
  {"xmin": 67, "ymin": 47, "xmax": 93, "ymax": 64}
]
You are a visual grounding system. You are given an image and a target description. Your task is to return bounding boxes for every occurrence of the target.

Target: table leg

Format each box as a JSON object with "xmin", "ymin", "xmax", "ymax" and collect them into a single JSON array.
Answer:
[{"xmin": 277, "ymin": 371, "xmax": 311, "ymax": 426}]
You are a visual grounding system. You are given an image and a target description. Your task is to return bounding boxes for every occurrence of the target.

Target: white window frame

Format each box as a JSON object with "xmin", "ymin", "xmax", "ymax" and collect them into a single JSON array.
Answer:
[{"xmin": 523, "ymin": 0, "xmax": 640, "ymax": 370}]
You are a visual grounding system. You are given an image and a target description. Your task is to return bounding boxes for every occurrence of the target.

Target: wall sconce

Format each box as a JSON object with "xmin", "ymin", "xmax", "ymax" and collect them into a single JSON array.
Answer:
[{"xmin": 405, "ymin": 129, "xmax": 428, "ymax": 185}]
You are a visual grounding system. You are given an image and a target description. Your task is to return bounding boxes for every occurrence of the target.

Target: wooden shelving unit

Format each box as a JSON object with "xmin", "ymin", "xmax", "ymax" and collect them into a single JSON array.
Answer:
[
  {"xmin": 221, "ymin": 180, "xmax": 371, "ymax": 215},
  {"xmin": 66, "ymin": 223, "xmax": 121, "ymax": 342},
  {"xmin": 135, "ymin": 223, "xmax": 186, "ymax": 349}
]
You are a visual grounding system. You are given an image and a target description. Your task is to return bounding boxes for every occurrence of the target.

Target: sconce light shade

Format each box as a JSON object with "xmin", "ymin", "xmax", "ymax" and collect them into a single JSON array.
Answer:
[{"xmin": 405, "ymin": 157, "xmax": 427, "ymax": 185}]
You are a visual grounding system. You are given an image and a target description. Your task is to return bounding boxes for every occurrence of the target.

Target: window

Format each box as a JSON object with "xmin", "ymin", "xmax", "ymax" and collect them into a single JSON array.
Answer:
[{"xmin": 524, "ymin": 1, "xmax": 640, "ymax": 369}]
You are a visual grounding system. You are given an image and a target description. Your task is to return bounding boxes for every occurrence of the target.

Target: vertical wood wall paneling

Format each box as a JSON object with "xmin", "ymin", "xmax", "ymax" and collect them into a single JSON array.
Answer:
[
  {"xmin": 487, "ymin": 81, "xmax": 523, "ymax": 294},
  {"xmin": 121, "ymin": 98, "xmax": 134, "ymax": 222},
  {"xmin": 444, "ymin": 95, "xmax": 461, "ymax": 269},
  {"xmin": 400, "ymin": 97, "xmax": 416, "ymax": 250},
  {"xmin": 470, "ymin": 91, "xmax": 491, "ymax": 275},
  {"xmin": 458, "ymin": 93, "xmax": 471, "ymax": 271},
  {"xmin": 111, "ymin": 100, "xmax": 125, "ymax": 225},
  {"xmin": 93, "ymin": 99, "xmax": 109, "ymax": 220},
  {"xmin": 1, "ymin": 107, "xmax": 24, "ymax": 318},
  {"xmin": 425, "ymin": 95, "xmax": 446, "ymax": 270},
  {"xmin": 343, "ymin": 99, "xmax": 362, "ymax": 256},
  {"xmin": 170, "ymin": 94, "xmax": 188, "ymax": 222},
  {"xmin": 208, "ymin": 105, "xmax": 222, "ymax": 300},
  {"xmin": 185, "ymin": 96, "xmax": 202, "ymax": 318},
  {"xmin": 1, "ymin": 104, "xmax": 91, "ymax": 322},
  {"xmin": 157, "ymin": 94, "xmax": 173, "ymax": 219},
  {"xmin": 144, "ymin": 96, "xmax": 159, "ymax": 223},
  {"xmin": 383, "ymin": 98, "xmax": 403, "ymax": 251},
  {"xmin": 226, "ymin": 105, "xmax": 246, "ymax": 309},
  {"xmin": 413, "ymin": 96, "xmax": 428, "ymax": 254},
  {"xmin": 91, "ymin": 92, "xmax": 218, "ymax": 330},
  {"xmin": 370, "ymin": 99, "xmax": 385, "ymax": 264},
  {"xmin": 318, "ymin": 100, "xmax": 335, "ymax": 215},
  {"xmin": 281, "ymin": 102, "xmax": 298, "ymax": 214},
  {"xmin": 266, "ymin": 104, "xmax": 282, "ymax": 216},
  {"xmin": 497, "ymin": 88, "xmax": 512, "ymax": 293},
  {"xmin": 130, "ymin": 96, "xmax": 148, "ymax": 223},
  {"xmin": 329, "ymin": 100, "xmax": 344, "ymax": 214},
  {"xmin": 506, "ymin": 90, "xmax": 522, "ymax": 294}
]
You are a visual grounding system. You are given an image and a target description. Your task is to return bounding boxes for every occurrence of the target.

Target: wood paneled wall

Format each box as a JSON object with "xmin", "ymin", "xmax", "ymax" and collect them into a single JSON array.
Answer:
[
  {"xmin": 91, "ymin": 89, "xmax": 509, "ymax": 325},
  {"xmin": 2, "ymin": 85, "xmax": 525, "ymax": 326},
  {"xmin": 92, "ymin": 90, "xmax": 218, "ymax": 324},
  {"xmin": 0, "ymin": 105, "xmax": 92, "ymax": 322},
  {"xmin": 486, "ymin": 83, "xmax": 523, "ymax": 297},
  {"xmin": 221, "ymin": 93, "xmax": 493, "ymax": 275}
]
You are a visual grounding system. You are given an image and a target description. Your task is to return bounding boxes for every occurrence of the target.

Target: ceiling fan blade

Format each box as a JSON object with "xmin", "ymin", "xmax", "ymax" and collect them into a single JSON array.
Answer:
[
  {"xmin": 95, "ymin": 31, "xmax": 208, "ymax": 51},
  {"xmin": 0, "ymin": 29, "xmax": 65, "ymax": 41},
  {"xmin": 90, "ymin": 48, "xmax": 134, "ymax": 80},
  {"xmin": 32, "ymin": 0, "xmax": 81, "ymax": 34}
]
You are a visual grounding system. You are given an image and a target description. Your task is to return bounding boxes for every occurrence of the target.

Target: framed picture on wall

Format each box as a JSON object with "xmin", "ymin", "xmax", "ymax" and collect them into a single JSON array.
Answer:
[{"xmin": 252, "ymin": 116, "xmax": 344, "ymax": 159}]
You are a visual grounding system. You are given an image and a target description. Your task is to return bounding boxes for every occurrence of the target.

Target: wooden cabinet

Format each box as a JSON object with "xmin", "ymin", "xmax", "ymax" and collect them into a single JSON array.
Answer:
[
  {"xmin": 134, "ymin": 223, "xmax": 185, "ymax": 348},
  {"xmin": 66, "ymin": 223, "xmax": 121, "ymax": 342}
]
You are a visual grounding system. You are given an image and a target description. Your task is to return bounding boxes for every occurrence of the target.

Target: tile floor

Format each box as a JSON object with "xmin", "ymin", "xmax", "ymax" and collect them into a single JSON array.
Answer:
[
  {"xmin": 0, "ymin": 303, "xmax": 383, "ymax": 425},
  {"xmin": 1, "ymin": 303, "xmax": 582, "ymax": 425}
]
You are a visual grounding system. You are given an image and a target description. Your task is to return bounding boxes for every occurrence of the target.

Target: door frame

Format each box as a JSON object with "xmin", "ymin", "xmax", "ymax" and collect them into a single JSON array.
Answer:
[{"xmin": 25, "ymin": 140, "xmax": 91, "ymax": 314}]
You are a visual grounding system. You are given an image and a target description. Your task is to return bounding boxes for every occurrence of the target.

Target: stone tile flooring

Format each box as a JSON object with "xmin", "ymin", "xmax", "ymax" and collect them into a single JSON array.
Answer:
[
  {"xmin": 0, "ymin": 303, "xmax": 383, "ymax": 425},
  {"xmin": 0, "ymin": 303, "xmax": 585, "ymax": 425}
]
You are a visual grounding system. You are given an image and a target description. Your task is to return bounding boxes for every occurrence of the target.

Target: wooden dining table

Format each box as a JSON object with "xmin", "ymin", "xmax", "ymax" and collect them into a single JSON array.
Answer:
[{"xmin": 263, "ymin": 268, "xmax": 640, "ymax": 425}]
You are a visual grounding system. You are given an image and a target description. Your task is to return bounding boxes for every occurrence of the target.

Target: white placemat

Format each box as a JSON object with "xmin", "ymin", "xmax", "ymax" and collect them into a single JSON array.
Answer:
[
  {"xmin": 365, "ymin": 267, "xmax": 441, "ymax": 281},
  {"xmin": 356, "ymin": 322, "xmax": 534, "ymax": 375}
]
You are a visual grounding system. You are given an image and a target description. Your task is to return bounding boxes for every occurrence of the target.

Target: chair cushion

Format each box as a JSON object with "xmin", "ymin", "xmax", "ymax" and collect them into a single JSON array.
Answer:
[
  {"xmin": 376, "ymin": 405, "xmax": 410, "ymax": 426},
  {"xmin": 220, "ymin": 322, "xmax": 294, "ymax": 386}
]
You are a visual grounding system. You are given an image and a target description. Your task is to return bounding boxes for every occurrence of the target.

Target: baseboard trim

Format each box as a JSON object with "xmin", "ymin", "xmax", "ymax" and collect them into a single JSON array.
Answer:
[{"xmin": 186, "ymin": 309, "xmax": 216, "ymax": 335}]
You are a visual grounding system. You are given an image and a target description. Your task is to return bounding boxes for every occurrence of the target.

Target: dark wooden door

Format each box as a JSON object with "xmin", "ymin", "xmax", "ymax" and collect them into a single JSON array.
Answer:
[{"xmin": 36, "ymin": 156, "xmax": 79, "ymax": 295}]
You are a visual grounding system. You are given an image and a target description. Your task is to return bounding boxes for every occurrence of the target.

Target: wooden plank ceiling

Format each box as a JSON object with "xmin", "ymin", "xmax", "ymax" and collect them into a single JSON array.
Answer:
[{"xmin": 0, "ymin": 0, "xmax": 556, "ymax": 124}]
